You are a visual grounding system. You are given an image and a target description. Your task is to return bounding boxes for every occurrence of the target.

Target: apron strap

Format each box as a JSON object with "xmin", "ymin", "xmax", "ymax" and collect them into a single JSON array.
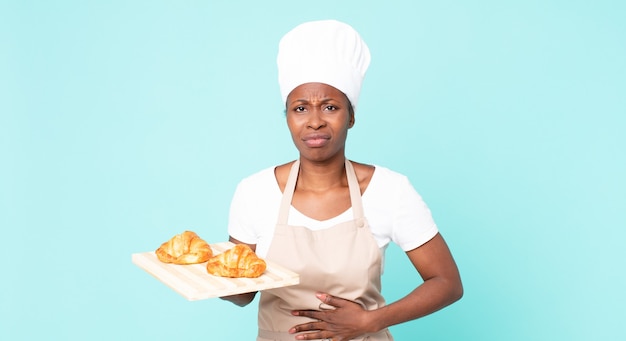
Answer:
[
  {"xmin": 277, "ymin": 160, "xmax": 300, "ymax": 225},
  {"xmin": 276, "ymin": 159, "xmax": 366, "ymax": 226},
  {"xmin": 345, "ymin": 159, "xmax": 366, "ymax": 224}
]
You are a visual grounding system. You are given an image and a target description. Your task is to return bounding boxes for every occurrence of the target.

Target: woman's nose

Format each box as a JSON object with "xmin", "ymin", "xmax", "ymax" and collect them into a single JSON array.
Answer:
[{"xmin": 307, "ymin": 110, "xmax": 326, "ymax": 129}]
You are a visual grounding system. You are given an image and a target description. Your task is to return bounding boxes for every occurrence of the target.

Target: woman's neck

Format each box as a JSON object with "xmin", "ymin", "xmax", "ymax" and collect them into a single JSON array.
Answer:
[{"xmin": 296, "ymin": 156, "xmax": 347, "ymax": 192}]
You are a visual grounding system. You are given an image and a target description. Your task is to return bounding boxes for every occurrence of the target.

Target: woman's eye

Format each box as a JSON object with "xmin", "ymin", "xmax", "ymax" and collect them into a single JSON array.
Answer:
[
  {"xmin": 325, "ymin": 105, "xmax": 337, "ymax": 111},
  {"xmin": 294, "ymin": 106, "xmax": 306, "ymax": 112}
]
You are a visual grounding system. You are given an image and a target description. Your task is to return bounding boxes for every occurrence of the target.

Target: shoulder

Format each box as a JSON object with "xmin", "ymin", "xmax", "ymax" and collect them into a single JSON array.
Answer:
[
  {"xmin": 366, "ymin": 164, "xmax": 423, "ymax": 199},
  {"xmin": 235, "ymin": 165, "xmax": 280, "ymax": 195},
  {"xmin": 371, "ymin": 165, "xmax": 411, "ymax": 184},
  {"xmin": 348, "ymin": 160, "xmax": 415, "ymax": 195},
  {"xmin": 349, "ymin": 160, "xmax": 375, "ymax": 194},
  {"xmin": 273, "ymin": 160, "xmax": 296, "ymax": 193},
  {"xmin": 229, "ymin": 165, "xmax": 283, "ymax": 217}
]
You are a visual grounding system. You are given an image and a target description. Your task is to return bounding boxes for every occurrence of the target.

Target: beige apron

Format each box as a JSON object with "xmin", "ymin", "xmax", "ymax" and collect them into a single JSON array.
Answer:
[{"xmin": 257, "ymin": 159, "xmax": 393, "ymax": 341}]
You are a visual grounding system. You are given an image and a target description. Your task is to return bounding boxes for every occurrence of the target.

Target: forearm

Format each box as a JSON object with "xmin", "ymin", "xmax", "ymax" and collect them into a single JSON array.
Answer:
[
  {"xmin": 365, "ymin": 233, "xmax": 463, "ymax": 332},
  {"xmin": 369, "ymin": 276, "xmax": 463, "ymax": 332}
]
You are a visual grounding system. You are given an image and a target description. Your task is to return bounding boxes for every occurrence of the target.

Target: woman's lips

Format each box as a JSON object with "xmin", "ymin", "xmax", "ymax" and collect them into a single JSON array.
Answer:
[{"xmin": 302, "ymin": 133, "xmax": 330, "ymax": 147}]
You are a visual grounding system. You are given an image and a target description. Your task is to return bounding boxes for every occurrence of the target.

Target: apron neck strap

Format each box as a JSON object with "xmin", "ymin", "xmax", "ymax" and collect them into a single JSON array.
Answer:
[
  {"xmin": 277, "ymin": 160, "xmax": 300, "ymax": 224},
  {"xmin": 277, "ymin": 159, "xmax": 365, "ymax": 225},
  {"xmin": 344, "ymin": 159, "xmax": 365, "ymax": 222}
]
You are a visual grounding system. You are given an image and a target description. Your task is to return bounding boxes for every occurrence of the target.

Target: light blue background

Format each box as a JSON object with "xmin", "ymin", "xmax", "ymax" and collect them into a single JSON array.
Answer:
[{"xmin": 1, "ymin": 1, "xmax": 625, "ymax": 340}]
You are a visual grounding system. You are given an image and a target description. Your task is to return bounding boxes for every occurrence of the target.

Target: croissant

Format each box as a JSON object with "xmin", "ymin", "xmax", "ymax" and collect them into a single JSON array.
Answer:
[
  {"xmin": 206, "ymin": 244, "xmax": 266, "ymax": 278},
  {"xmin": 155, "ymin": 231, "xmax": 213, "ymax": 265}
]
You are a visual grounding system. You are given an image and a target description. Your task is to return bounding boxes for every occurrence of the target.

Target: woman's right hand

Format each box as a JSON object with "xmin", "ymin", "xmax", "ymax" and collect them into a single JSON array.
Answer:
[{"xmin": 220, "ymin": 291, "xmax": 258, "ymax": 307}]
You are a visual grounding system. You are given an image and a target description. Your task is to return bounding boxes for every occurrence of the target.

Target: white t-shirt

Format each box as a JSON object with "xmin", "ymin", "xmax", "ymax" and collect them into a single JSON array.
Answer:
[{"xmin": 227, "ymin": 164, "xmax": 439, "ymax": 258}]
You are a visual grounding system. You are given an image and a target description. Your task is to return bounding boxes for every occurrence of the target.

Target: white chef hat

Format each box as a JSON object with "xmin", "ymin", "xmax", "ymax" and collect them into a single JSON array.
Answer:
[{"xmin": 277, "ymin": 20, "xmax": 371, "ymax": 110}]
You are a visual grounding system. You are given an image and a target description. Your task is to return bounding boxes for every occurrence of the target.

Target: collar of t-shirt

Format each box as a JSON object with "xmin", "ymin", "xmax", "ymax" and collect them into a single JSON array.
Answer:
[{"xmin": 287, "ymin": 206, "xmax": 353, "ymax": 230}]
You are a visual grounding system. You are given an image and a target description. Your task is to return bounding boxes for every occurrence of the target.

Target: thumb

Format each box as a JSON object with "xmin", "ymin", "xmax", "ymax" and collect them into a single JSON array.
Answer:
[{"xmin": 316, "ymin": 292, "xmax": 346, "ymax": 309}]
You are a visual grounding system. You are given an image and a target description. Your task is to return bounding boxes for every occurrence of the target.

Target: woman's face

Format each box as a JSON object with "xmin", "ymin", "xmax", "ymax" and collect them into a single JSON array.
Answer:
[{"xmin": 285, "ymin": 82, "xmax": 354, "ymax": 163}]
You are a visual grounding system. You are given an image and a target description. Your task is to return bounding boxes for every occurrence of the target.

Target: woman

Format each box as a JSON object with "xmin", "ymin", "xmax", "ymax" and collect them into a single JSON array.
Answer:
[{"xmin": 223, "ymin": 20, "xmax": 463, "ymax": 341}]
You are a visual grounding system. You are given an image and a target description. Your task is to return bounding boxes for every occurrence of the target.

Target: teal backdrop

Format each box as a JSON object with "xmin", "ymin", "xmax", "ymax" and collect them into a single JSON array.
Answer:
[{"xmin": 1, "ymin": 1, "xmax": 624, "ymax": 340}]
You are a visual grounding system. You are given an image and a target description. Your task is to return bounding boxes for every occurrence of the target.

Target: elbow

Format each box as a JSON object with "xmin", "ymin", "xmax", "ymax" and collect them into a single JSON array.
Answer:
[
  {"xmin": 438, "ymin": 275, "xmax": 463, "ymax": 305},
  {"xmin": 449, "ymin": 278, "xmax": 464, "ymax": 304},
  {"xmin": 453, "ymin": 282, "xmax": 464, "ymax": 303}
]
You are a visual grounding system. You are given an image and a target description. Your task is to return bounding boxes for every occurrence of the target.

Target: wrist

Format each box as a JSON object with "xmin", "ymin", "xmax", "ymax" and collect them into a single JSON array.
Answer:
[{"xmin": 364, "ymin": 306, "xmax": 388, "ymax": 333}]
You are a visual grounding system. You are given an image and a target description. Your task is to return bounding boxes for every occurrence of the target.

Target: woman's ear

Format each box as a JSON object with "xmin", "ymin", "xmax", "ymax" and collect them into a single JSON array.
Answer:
[{"xmin": 348, "ymin": 104, "xmax": 355, "ymax": 128}]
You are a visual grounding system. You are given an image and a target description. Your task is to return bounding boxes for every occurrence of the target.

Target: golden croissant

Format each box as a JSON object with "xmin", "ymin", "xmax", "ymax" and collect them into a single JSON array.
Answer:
[
  {"xmin": 206, "ymin": 244, "xmax": 266, "ymax": 278},
  {"xmin": 155, "ymin": 231, "xmax": 213, "ymax": 264}
]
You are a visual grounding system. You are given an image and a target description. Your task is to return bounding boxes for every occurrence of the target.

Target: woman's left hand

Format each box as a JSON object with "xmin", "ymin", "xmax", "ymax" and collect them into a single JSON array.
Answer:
[{"xmin": 289, "ymin": 292, "xmax": 374, "ymax": 341}]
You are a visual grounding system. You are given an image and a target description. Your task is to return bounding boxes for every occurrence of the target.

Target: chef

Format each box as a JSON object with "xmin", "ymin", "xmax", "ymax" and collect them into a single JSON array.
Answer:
[{"xmin": 223, "ymin": 19, "xmax": 463, "ymax": 341}]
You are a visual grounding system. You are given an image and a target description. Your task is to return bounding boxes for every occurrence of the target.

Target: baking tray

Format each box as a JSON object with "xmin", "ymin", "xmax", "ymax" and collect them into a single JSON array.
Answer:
[{"xmin": 132, "ymin": 241, "xmax": 300, "ymax": 301}]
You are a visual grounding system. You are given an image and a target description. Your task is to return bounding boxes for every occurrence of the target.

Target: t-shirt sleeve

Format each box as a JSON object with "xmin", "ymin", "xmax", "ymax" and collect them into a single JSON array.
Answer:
[
  {"xmin": 391, "ymin": 174, "xmax": 439, "ymax": 251},
  {"xmin": 227, "ymin": 179, "xmax": 259, "ymax": 245}
]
